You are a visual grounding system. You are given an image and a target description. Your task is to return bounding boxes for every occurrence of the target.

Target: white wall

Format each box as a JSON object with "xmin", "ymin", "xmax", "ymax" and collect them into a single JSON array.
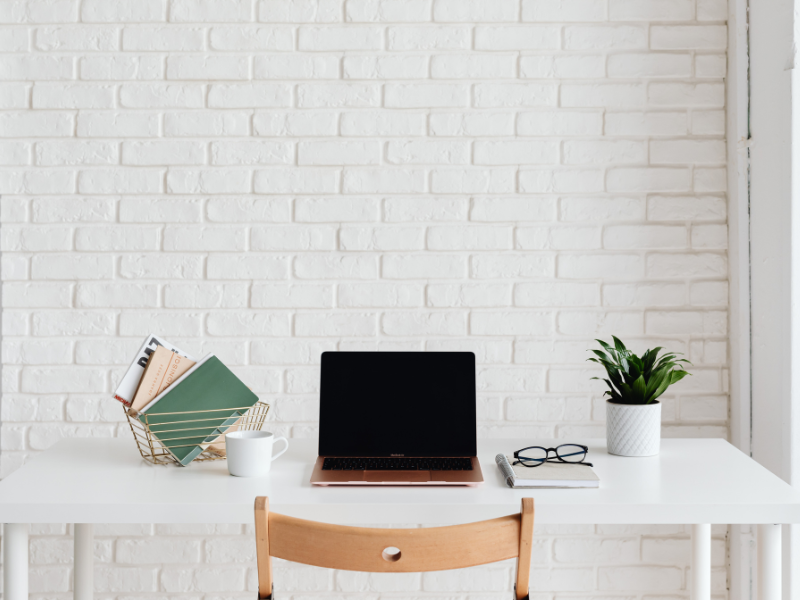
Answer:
[{"xmin": 0, "ymin": 0, "xmax": 729, "ymax": 598}]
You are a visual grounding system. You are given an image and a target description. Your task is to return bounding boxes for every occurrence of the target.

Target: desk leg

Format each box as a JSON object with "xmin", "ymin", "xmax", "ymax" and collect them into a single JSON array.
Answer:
[
  {"xmin": 74, "ymin": 524, "xmax": 94, "ymax": 600},
  {"xmin": 691, "ymin": 524, "xmax": 711, "ymax": 600},
  {"xmin": 757, "ymin": 524, "xmax": 781, "ymax": 600},
  {"xmin": 4, "ymin": 523, "xmax": 28, "ymax": 600}
]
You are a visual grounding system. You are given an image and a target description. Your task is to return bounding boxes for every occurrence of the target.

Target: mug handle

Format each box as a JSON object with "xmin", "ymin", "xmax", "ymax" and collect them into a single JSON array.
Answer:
[{"xmin": 271, "ymin": 437, "xmax": 289, "ymax": 462}]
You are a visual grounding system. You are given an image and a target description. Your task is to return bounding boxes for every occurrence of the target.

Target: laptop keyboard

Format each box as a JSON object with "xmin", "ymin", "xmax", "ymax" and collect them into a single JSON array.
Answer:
[{"xmin": 322, "ymin": 457, "xmax": 473, "ymax": 471}]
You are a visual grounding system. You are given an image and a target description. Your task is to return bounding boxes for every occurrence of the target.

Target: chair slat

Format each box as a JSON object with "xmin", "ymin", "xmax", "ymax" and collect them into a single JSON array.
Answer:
[{"xmin": 268, "ymin": 512, "xmax": 523, "ymax": 573}]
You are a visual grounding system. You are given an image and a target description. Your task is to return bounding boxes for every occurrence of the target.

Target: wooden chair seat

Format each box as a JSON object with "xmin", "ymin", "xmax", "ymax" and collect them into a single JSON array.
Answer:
[{"xmin": 254, "ymin": 496, "xmax": 534, "ymax": 600}]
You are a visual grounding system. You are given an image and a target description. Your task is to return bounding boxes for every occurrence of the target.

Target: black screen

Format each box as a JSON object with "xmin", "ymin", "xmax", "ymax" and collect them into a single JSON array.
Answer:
[{"xmin": 319, "ymin": 352, "xmax": 476, "ymax": 457}]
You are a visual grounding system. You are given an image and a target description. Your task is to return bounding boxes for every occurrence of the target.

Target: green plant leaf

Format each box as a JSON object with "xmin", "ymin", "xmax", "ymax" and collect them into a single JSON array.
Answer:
[
  {"xmin": 669, "ymin": 370, "xmax": 690, "ymax": 385},
  {"xmin": 612, "ymin": 336, "xmax": 627, "ymax": 353},
  {"xmin": 649, "ymin": 374, "xmax": 675, "ymax": 403},
  {"xmin": 626, "ymin": 356, "xmax": 643, "ymax": 380},
  {"xmin": 632, "ymin": 375, "xmax": 647, "ymax": 402},
  {"xmin": 617, "ymin": 381, "xmax": 634, "ymax": 403},
  {"xmin": 642, "ymin": 347, "xmax": 662, "ymax": 376},
  {"xmin": 596, "ymin": 338, "xmax": 613, "ymax": 350},
  {"xmin": 644, "ymin": 368, "xmax": 668, "ymax": 400},
  {"xmin": 590, "ymin": 349, "xmax": 612, "ymax": 362}
]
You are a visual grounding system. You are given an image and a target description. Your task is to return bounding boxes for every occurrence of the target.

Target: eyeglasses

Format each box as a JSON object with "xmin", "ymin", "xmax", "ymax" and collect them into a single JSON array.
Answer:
[{"xmin": 513, "ymin": 444, "xmax": 593, "ymax": 468}]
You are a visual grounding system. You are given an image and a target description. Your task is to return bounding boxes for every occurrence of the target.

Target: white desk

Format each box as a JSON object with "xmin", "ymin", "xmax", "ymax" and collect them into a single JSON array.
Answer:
[{"xmin": 0, "ymin": 438, "xmax": 797, "ymax": 600}]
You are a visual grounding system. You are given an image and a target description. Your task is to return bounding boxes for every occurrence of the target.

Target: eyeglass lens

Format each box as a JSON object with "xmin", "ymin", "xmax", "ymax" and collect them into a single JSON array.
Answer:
[
  {"xmin": 556, "ymin": 444, "xmax": 587, "ymax": 462},
  {"xmin": 516, "ymin": 446, "xmax": 548, "ymax": 464}
]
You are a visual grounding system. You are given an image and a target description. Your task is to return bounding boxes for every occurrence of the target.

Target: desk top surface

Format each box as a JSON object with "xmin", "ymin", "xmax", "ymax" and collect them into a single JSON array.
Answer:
[{"xmin": 0, "ymin": 437, "xmax": 797, "ymax": 525}]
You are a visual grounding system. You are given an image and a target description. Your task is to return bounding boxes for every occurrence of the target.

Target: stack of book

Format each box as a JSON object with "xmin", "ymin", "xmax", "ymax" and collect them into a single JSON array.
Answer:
[{"xmin": 114, "ymin": 334, "xmax": 259, "ymax": 466}]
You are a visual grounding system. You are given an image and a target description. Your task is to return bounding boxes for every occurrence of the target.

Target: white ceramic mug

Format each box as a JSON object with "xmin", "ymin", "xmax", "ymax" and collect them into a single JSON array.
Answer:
[{"xmin": 225, "ymin": 431, "xmax": 288, "ymax": 477}]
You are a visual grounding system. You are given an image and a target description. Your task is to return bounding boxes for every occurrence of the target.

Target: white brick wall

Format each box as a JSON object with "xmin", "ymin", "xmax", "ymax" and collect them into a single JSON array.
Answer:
[{"xmin": 0, "ymin": 0, "xmax": 728, "ymax": 598}]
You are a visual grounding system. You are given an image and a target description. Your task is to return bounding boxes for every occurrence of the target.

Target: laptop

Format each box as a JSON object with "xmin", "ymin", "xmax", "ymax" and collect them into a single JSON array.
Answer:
[{"xmin": 310, "ymin": 351, "xmax": 484, "ymax": 486}]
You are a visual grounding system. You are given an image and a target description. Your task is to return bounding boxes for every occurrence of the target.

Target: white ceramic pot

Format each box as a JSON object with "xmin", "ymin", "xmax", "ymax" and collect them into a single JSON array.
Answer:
[{"xmin": 606, "ymin": 401, "xmax": 661, "ymax": 457}]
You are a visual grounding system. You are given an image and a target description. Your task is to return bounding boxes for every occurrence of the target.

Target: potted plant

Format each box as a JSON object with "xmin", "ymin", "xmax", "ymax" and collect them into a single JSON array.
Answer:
[{"xmin": 588, "ymin": 337, "xmax": 690, "ymax": 457}]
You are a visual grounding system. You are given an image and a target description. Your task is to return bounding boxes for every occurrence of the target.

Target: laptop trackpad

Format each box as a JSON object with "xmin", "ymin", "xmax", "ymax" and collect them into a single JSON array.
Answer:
[{"xmin": 364, "ymin": 471, "xmax": 431, "ymax": 483}]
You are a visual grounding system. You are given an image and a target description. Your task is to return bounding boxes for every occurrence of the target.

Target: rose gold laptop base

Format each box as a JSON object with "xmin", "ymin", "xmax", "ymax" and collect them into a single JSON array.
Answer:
[{"xmin": 310, "ymin": 456, "xmax": 484, "ymax": 486}]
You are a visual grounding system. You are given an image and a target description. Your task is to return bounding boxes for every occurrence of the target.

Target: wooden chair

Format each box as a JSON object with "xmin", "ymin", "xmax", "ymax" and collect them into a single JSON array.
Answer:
[{"xmin": 254, "ymin": 496, "xmax": 534, "ymax": 600}]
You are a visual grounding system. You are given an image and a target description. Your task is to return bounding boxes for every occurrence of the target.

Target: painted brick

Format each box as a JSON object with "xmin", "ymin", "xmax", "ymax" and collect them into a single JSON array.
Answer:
[
  {"xmin": 0, "ymin": 56, "xmax": 74, "ymax": 80},
  {"xmin": 385, "ymin": 83, "xmax": 470, "ymax": 108},
  {"xmin": 387, "ymin": 25, "xmax": 470, "ymax": 49},
  {"xmin": 80, "ymin": 55, "xmax": 163, "ymax": 80},
  {"xmin": 474, "ymin": 83, "xmax": 557, "ymax": 107},
  {"xmin": 343, "ymin": 168, "xmax": 425, "ymax": 193},
  {"xmin": 255, "ymin": 168, "xmax": 338, "ymax": 193},
  {"xmin": 299, "ymin": 141, "xmax": 380, "ymax": 166},
  {"xmin": 471, "ymin": 198, "xmax": 556, "ymax": 222},
  {"xmin": 564, "ymin": 25, "xmax": 647, "ymax": 49},
  {"xmin": 36, "ymin": 26, "xmax": 119, "ymax": 51},
  {"xmin": 121, "ymin": 254, "xmax": 205, "ymax": 279},
  {"xmin": 475, "ymin": 26, "xmax": 559, "ymax": 50},
  {"xmin": 211, "ymin": 141, "xmax": 293, "ymax": 165},
  {"xmin": 520, "ymin": 54, "xmax": 606, "ymax": 79},
  {"xmin": 384, "ymin": 198, "xmax": 468, "ymax": 221},
  {"xmin": 297, "ymin": 83, "xmax": 380, "ymax": 108},
  {"xmin": 346, "ymin": 0, "xmax": 432, "ymax": 22},
  {"xmin": 210, "ymin": 25, "xmax": 293, "ymax": 50},
  {"xmin": 167, "ymin": 168, "xmax": 251, "ymax": 194},
  {"xmin": 1, "ymin": 112, "xmax": 74, "ymax": 137},
  {"xmin": 77, "ymin": 112, "xmax": 159, "ymax": 137},
  {"xmin": 258, "ymin": 0, "xmax": 344, "ymax": 22},
  {"xmin": 295, "ymin": 254, "xmax": 379, "ymax": 279},
  {"xmin": 82, "ymin": 0, "xmax": 165, "ymax": 22},
  {"xmin": 605, "ymin": 111, "xmax": 688, "ymax": 135},
  {"xmin": 207, "ymin": 254, "xmax": 289, "ymax": 279},
  {"xmin": 170, "ymin": 0, "xmax": 254, "ymax": 22},
  {"xmin": 342, "ymin": 111, "xmax": 426, "ymax": 136},
  {"xmin": 122, "ymin": 27, "xmax": 205, "ymax": 51},
  {"xmin": 164, "ymin": 226, "xmax": 246, "ymax": 251},
  {"xmin": 299, "ymin": 26, "xmax": 383, "ymax": 50},
  {"xmin": 432, "ymin": 169, "xmax": 514, "ymax": 194},
  {"xmin": 517, "ymin": 110, "xmax": 603, "ymax": 136},
  {"xmin": 651, "ymin": 25, "xmax": 728, "ymax": 49},
  {"xmin": 208, "ymin": 83, "xmax": 292, "ymax": 108},
  {"xmin": 475, "ymin": 141, "xmax": 558, "ymax": 165},
  {"xmin": 340, "ymin": 226, "xmax": 425, "ymax": 250},
  {"xmin": 430, "ymin": 112, "xmax": 515, "ymax": 136},
  {"xmin": 523, "ymin": 0, "xmax": 605, "ymax": 21},
  {"xmin": 255, "ymin": 111, "xmax": 339, "ymax": 136},
  {"xmin": 257, "ymin": 54, "xmax": 340, "ymax": 79},
  {"xmin": 345, "ymin": 54, "xmax": 427, "ymax": 79},
  {"xmin": 433, "ymin": 0, "xmax": 518, "ymax": 22},
  {"xmin": 166, "ymin": 55, "xmax": 250, "ymax": 80}
]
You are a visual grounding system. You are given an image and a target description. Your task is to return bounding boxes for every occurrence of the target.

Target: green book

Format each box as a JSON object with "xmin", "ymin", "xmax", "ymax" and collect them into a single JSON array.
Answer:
[{"xmin": 138, "ymin": 354, "xmax": 259, "ymax": 466}]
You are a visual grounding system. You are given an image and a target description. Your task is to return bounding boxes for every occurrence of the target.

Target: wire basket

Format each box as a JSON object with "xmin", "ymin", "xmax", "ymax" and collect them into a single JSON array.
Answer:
[{"xmin": 124, "ymin": 401, "xmax": 271, "ymax": 466}]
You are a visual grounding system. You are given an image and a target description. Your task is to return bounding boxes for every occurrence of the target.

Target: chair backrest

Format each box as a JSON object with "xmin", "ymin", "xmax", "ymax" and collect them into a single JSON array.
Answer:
[{"xmin": 254, "ymin": 497, "xmax": 534, "ymax": 600}]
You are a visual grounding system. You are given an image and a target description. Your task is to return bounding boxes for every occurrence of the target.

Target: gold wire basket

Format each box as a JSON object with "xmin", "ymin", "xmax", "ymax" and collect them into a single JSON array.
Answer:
[{"xmin": 124, "ymin": 401, "xmax": 271, "ymax": 466}]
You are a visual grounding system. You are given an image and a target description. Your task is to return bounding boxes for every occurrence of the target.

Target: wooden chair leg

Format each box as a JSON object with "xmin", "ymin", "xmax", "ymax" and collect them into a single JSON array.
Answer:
[
  {"xmin": 514, "ymin": 498, "xmax": 534, "ymax": 600},
  {"xmin": 254, "ymin": 497, "xmax": 273, "ymax": 599}
]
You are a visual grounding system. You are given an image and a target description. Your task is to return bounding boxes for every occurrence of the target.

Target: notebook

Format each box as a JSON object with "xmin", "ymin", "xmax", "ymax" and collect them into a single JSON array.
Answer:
[
  {"xmin": 495, "ymin": 454, "xmax": 600, "ymax": 488},
  {"xmin": 137, "ymin": 354, "xmax": 259, "ymax": 466}
]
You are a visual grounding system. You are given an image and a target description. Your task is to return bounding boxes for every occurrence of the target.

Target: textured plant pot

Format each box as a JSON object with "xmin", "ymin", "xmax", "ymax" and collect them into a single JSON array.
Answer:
[{"xmin": 606, "ymin": 401, "xmax": 661, "ymax": 457}]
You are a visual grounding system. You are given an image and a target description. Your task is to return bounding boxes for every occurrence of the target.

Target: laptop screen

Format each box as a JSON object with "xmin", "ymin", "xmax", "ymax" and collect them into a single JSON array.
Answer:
[{"xmin": 319, "ymin": 352, "xmax": 477, "ymax": 457}]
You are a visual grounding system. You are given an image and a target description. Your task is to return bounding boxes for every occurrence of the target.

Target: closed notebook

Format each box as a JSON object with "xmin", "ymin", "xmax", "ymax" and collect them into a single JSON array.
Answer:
[
  {"xmin": 495, "ymin": 454, "xmax": 600, "ymax": 488},
  {"xmin": 138, "ymin": 355, "xmax": 258, "ymax": 466}
]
